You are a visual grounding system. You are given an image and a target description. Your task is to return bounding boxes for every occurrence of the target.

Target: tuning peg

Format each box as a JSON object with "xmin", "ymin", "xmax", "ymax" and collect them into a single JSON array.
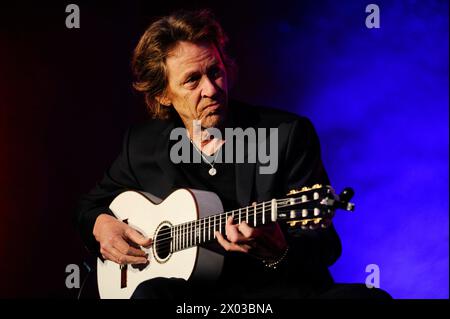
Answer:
[
  {"xmin": 290, "ymin": 210, "xmax": 296, "ymax": 219},
  {"xmin": 338, "ymin": 188, "xmax": 355, "ymax": 211},
  {"xmin": 346, "ymin": 202, "xmax": 355, "ymax": 211},
  {"xmin": 313, "ymin": 208, "xmax": 320, "ymax": 216},
  {"xmin": 288, "ymin": 220, "xmax": 298, "ymax": 227},
  {"xmin": 339, "ymin": 188, "xmax": 354, "ymax": 202}
]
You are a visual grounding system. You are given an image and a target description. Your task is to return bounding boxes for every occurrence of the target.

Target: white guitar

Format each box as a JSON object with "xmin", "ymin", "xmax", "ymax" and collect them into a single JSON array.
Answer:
[{"xmin": 97, "ymin": 184, "xmax": 355, "ymax": 299}]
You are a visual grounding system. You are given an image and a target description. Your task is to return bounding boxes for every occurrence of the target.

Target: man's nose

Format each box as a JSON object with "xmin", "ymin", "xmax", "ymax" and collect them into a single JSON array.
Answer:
[{"xmin": 200, "ymin": 76, "xmax": 218, "ymax": 98}]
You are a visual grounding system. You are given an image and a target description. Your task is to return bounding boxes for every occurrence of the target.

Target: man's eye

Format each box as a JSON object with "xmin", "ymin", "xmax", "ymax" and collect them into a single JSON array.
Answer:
[
  {"xmin": 186, "ymin": 75, "xmax": 200, "ymax": 84},
  {"xmin": 209, "ymin": 68, "xmax": 223, "ymax": 79}
]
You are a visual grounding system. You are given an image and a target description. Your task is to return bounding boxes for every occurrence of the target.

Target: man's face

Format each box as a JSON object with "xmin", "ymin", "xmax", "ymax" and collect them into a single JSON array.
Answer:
[{"xmin": 163, "ymin": 41, "xmax": 229, "ymax": 131}]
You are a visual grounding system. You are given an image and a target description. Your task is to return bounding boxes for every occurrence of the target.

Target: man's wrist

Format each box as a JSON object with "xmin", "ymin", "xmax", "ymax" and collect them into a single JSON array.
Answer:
[{"xmin": 93, "ymin": 213, "xmax": 115, "ymax": 238}]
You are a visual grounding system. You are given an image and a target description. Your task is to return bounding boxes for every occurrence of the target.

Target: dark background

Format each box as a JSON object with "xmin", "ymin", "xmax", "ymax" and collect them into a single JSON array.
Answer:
[{"xmin": 0, "ymin": 0, "xmax": 448, "ymax": 298}]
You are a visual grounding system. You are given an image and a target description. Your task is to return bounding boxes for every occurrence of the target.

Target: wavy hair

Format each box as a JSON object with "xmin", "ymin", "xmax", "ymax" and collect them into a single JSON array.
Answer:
[{"xmin": 131, "ymin": 9, "xmax": 237, "ymax": 119}]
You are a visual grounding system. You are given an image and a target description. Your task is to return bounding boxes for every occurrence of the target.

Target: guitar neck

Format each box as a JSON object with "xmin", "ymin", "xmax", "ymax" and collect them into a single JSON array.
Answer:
[
  {"xmin": 167, "ymin": 185, "xmax": 352, "ymax": 253},
  {"xmin": 170, "ymin": 199, "xmax": 281, "ymax": 253}
]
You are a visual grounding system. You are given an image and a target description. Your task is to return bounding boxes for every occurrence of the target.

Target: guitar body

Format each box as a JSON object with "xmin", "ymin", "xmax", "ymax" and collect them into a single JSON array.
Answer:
[
  {"xmin": 97, "ymin": 188, "xmax": 225, "ymax": 299},
  {"xmin": 96, "ymin": 184, "xmax": 355, "ymax": 299}
]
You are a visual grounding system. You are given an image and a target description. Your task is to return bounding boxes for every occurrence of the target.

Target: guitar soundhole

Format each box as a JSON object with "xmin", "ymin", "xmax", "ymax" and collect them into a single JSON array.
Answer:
[{"xmin": 154, "ymin": 225, "xmax": 172, "ymax": 260}]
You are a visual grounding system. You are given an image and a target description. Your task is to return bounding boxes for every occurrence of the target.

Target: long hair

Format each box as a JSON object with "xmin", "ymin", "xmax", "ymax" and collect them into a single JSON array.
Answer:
[{"xmin": 131, "ymin": 9, "xmax": 237, "ymax": 119}]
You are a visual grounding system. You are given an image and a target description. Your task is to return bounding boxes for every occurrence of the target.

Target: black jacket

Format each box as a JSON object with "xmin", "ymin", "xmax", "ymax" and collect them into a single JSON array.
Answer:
[{"xmin": 75, "ymin": 100, "xmax": 342, "ymax": 294}]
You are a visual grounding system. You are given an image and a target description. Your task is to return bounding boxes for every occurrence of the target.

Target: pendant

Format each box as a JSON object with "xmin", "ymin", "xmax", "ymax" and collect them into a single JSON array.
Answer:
[{"xmin": 208, "ymin": 167, "xmax": 217, "ymax": 176}]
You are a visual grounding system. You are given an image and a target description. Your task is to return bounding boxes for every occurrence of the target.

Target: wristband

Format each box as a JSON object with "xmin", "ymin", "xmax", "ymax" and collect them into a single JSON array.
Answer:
[{"xmin": 263, "ymin": 246, "xmax": 289, "ymax": 270}]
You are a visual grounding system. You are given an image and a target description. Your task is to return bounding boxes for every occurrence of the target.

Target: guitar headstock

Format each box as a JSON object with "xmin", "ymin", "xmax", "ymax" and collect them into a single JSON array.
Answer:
[{"xmin": 278, "ymin": 184, "xmax": 355, "ymax": 229}]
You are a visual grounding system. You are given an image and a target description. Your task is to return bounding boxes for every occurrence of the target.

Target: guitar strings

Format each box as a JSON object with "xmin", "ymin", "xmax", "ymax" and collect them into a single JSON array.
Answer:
[
  {"xmin": 149, "ymin": 197, "xmax": 298, "ymax": 240},
  {"xmin": 150, "ymin": 198, "xmax": 327, "ymax": 251},
  {"xmin": 151, "ymin": 198, "xmax": 319, "ymax": 246},
  {"xmin": 152, "ymin": 196, "xmax": 320, "ymax": 240}
]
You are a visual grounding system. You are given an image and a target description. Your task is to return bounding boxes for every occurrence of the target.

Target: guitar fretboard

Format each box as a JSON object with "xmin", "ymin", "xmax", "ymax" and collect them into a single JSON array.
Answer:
[{"xmin": 169, "ymin": 199, "xmax": 284, "ymax": 253}]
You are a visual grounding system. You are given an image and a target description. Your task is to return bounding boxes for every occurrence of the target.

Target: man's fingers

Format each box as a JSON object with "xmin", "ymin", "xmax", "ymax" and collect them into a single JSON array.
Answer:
[
  {"xmin": 225, "ymin": 217, "xmax": 248, "ymax": 243},
  {"xmin": 124, "ymin": 227, "xmax": 152, "ymax": 248},
  {"xmin": 100, "ymin": 250, "xmax": 116, "ymax": 263},
  {"xmin": 215, "ymin": 231, "xmax": 230, "ymax": 249},
  {"xmin": 237, "ymin": 221, "xmax": 258, "ymax": 238},
  {"xmin": 215, "ymin": 231, "xmax": 248, "ymax": 253},
  {"xmin": 127, "ymin": 245, "xmax": 148, "ymax": 257},
  {"xmin": 107, "ymin": 246, "xmax": 148, "ymax": 265},
  {"xmin": 114, "ymin": 238, "xmax": 148, "ymax": 257},
  {"xmin": 240, "ymin": 244, "xmax": 252, "ymax": 252}
]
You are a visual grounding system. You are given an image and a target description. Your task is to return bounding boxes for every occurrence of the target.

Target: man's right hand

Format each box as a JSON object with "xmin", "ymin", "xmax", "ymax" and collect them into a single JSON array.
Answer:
[{"xmin": 93, "ymin": 213, "xmax": 152, "ymax": 265}]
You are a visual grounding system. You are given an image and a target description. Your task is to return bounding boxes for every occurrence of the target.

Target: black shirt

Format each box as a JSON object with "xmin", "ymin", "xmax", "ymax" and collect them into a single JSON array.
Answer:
[{"xmin": 176, "ymin": 141, "xmax": 239, "ymax": 211}]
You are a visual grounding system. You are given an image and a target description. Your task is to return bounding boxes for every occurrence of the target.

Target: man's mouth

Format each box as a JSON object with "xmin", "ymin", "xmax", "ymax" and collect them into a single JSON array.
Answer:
[
  {"xmin": 204, "ymin": 102, "xmax": 220, "ymax": 110},
  {"xmin": 203, "ymin": 102, "xmax": 222, "ymax": 114}
]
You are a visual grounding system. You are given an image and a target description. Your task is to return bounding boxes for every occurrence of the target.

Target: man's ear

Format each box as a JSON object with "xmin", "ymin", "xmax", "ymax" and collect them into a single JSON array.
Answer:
[{"xmin": 155, "ymin": 94, "xmax": 171, "ymax": 107}]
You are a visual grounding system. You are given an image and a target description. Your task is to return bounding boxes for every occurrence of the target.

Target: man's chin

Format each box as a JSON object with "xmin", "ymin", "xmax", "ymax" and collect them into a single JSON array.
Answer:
[{"xmin": 202, "ymin": 113, "xmax": 226, "ymax": 128}]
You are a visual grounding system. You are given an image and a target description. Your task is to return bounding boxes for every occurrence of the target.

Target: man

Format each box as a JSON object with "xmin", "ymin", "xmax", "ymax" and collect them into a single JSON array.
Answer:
[{"xmin": 75, "ymin": 9, "xmax": 390, "ymax": 299}]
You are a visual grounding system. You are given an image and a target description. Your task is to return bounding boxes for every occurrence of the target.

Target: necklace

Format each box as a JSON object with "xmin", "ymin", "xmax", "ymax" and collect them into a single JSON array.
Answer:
[{"xmin": 190, "ymin": 140, "xmax": 222, "ymax": 176}]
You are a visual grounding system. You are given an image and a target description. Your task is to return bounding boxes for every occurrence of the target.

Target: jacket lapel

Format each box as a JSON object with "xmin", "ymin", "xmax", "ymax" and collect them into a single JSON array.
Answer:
[
  {"xmin": 231, "ymin": 103, "xmax": 257, "ymax": 207},
  {"xmin": 153, "ymin": 120, "xmax": 184, "ymax": 196},
  {"xmin": 235, "ymin": 142, "xmax": 256, "ymax": 207}
]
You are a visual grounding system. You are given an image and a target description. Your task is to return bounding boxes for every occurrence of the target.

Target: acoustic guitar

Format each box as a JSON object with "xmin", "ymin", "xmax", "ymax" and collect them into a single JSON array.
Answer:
[{"xmin": 97, "ymin": 184, "xmax": 355, "ymax": 298}]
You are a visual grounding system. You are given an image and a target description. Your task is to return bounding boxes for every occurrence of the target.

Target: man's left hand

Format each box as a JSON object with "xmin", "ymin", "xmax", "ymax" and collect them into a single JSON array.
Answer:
[{"xmin": 215, "ymin": 216, "xmax": 288, "ymax": 262}]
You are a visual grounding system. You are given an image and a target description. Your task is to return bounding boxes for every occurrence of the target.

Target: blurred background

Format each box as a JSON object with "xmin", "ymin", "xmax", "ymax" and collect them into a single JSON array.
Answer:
[{"xmin": 0, "ymin": 0, "xmax": 448, "ymax": 298}]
